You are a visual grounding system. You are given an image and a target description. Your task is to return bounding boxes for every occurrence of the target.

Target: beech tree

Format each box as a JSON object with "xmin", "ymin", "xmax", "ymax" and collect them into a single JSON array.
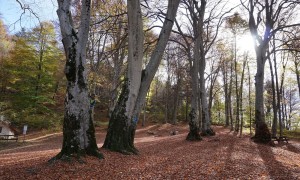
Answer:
[
  {"xmin": 241, "ymin": 0, "xmax": 300, "ymax": 143},
  {"xmin": 285, "ymin": 26, "xmax": 300, "ymax": 96},
  {"xmin": 171, "ymin": 20, "xmax": 202, "ymax": 140},
  {"xmin": 0, "ymin": 19, "xmax": 13, "ymax": 93},
  {"xmin": 103, "ymin": 0, "xmax": 180, "ymax": 154},
  {"xmin": 180, "ymin": 0, "xmax": 235, "ymax": 136},
  {"xmin": 217, "ymin": 41, "xmax": 233, "ymax": 128},
  {"xmin": 225, "ymin": 12, "xmax": 247, "ymax": 132},
  {"xmin": 51, "ymin": 0, "xmax": 103, "ymax": 160},
  {"xmin": 29, "ymin": 22, "xmax": 62, "ymax": 97}
]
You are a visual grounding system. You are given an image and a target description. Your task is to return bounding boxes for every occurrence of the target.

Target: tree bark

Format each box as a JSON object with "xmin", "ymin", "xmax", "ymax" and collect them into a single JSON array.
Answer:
[
  {"xmin": 103, "ymin": 0, "xmax": 144, "ymax": 154},
  {"xmin": 295, "ymin": 60, "xmax": 300, "ymax": 96},
  {"xmin": 51, "ymin": 0, "xmax": 103, "ymax": 161},
  {"xmin": 133, "ymin": 0, "xmax": 180, "ymax": 117},
  {"xmin": 222, "ymin": 62, "xmax": 230, "ymax": 126},
  {"xmin": 186, "ymin": 53, "xmax": 201, "ymax": 140},
  {"xmin": 208, "ymin": 68, "xmax": 219, "ymax": 120},
  {"xmin": 172, "ymin": 74, "xmax": 181, "ymax": 125},
  {"xmin": 234, "ymin": 35, "xmax": 240, "ymax": 132},
  {"xmin": 247, "ymin": 62, "xmax": 253, "ymax": 135},
  {"xmin": 278, "ymin": 45, "xmax": 288, "ymax": 137},
  {"xmin": 268, "ymin": 57, "xmax": 277, "ymax": 137},
  {"xmin": 103, "ymin": 80, "xmax": 138, "ymax": 154},
  {"xmin": 241, "ymin": 0, "xmax": 299, "ymax": 143},
  {"xmin": 229, "ymin": 59, "xmax": 234, "ymax": 131},
  {"xmin": 195, "ymin": 0, "xmax": 215, "ymax": 136},
  {"xmin": 253, "ymin": 45, "xmax": 271, "ymax": 143},
  {"xmin": 239, "ymin": 60, "xmax": 246, "ymax": 137},
  {"xmin": 103, "ymin": 0, "xmax": 180, "ymax": 153},
  {"xmin": 165, "ymin": 55, "xmax": 171, "ymax": 123}
]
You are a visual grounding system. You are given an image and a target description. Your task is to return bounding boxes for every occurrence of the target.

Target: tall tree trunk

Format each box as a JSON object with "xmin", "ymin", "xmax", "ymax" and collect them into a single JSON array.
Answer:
[
  {"xmin": 294, "ymin": 60, "xmax": 300, "ymax": 96},
  {"xmin": 273, "ymin": 40, "xmax": 282, "ymax": 138},
  {"xmin": 194, "ymin": 0, "xmax": 214, "ymax": 136},
  {"xmin": 229, "ymin": 59, "xmax": 234, "ymax": 131},
  {"xmin": 103, "ymin": 0, "xmax": 180, "ymax": 153},
  {"xmin": 165, "ymin": 86, "xmax": 169, "ymax": 124},
  {"xmin": 185, "ymin": 85, "xmax": 189, "ymax": 122},
  {"xmin": 103, "ymin": 0, "xmax": 144, "ymax": 154},
  {"xmin": 186, "ymin": 55, "xmax": 201, "ymax": 140},
  {"xmin": 172, "ymin": 75, "xmax": 181, "ymax": 125},
  {"xmin": 287, "ymin": 89, "xmax": 292, "ymax": 130},
  {"xmin": 284, "ymin": 90, "xmax": 288, "ymax": 129},
  {"xmin": 133, "ymin": 0, "xmax": 180, "ymax": 117},
  {"xmin": 270, "ymin": 39, "xmax": 279, "ymax": 137},
  {"xmin": 278, "ymin": 51, "xmax": 288, "ymax": 137},
  {"xmin": 239, "ymin": 60, "xmax": 246, "ymax": 137},
  {"xmin": 247, "ymin": 62, "xmax": 253, "ymax": 135},
  {"xmin": 243, "ymin": 0, "xmax": 300, "ymax": 143},
  {"xmin": 208, "ymin": 69, "xmax": 219, "ymax": 120},
  {"xmin": 186, "ymin": 6, "xmax": 202, "ymax": 140},
  {"xmin": 253, "ymin": 45, "xmax": 271, "ymax": 143},
  {"xmin": 165, "ymin": 55, "xmax": 171, "ymax": 123},
  {"xmin": 103, "ymin": 80, "xmax": 138, "ymax": 154},
  {"xmin": 222, "ymin": 63, "xmax": 230, "ymax": 126},
  {"xmin": 51, "ymin": 0, "xmax": 102, "ymax": 160},
  {"xmin": 268, "ymin": 57, "xmax": 277, "ymax": 137},
  {"xmin": 234, "ymin": 35, "xmax": 240, "ymax": 133}
]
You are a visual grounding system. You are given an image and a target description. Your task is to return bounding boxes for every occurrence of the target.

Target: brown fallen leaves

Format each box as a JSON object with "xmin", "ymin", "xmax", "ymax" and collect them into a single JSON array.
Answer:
[{"xmin": 0, "ymin": 124, "xmax": 299, "ymax": 179}]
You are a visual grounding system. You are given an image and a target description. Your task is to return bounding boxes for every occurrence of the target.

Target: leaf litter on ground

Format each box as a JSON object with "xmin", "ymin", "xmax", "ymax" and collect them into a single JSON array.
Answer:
[{"xmin": 0, "ymin": 124, "xmax": 299, "ymax": 179}]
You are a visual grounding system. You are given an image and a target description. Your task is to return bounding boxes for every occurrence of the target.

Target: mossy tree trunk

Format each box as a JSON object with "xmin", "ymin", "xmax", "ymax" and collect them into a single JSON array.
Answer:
[
  {"xmin": 103, "ymin": 80, "xmax": 138, "ymax": 154},
  {"xmin": 103, "ymin": 0, "xmax": 180, "ymax": 154},
  {"xmin": 186, "ymin": 47, "xmax": 201, "ymax": 140},
  {"xmin": 174, "ymin": 22, "xmax": 201, "ymax": 140},
  {"xmin": 186, "ymin": 108, "xmax": 202, "ymax": 141},
  {"xmin": 295, "ymin": 60, "xmax": 300, "ymax": 96},
  {"xmin": 103, "ymin": 0, "xmax": 143, "ymax": 154},
  {"xmin": 253, "ymin": 45, "xmax": 271, "ymax": 143},
  {"xmin": 182, "ymin": 0, "xmax": 216, "ymax": 138},
  {"xmin": 200, "ymin": 74, "xmax": 215, "ymax": 136},
  {"xmin": 51, "ymin": 0, "xmax": 103, "ymax": 161},
  {"xmin": 192, "ymin": 0, "xmax": 215, "ymax": 136}
]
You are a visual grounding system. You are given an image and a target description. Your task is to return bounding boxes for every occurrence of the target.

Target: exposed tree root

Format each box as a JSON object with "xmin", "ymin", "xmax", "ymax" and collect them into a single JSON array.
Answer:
[
  {"xmin": 186, "ymin": 132, "xmax": 202, "ymax": 141},
  {"xmin": 48, "ymin": 150, "xmax": 104, "ymax": 164},
  {"xmin": 201, "ymin": 128, "xmax": 216, "ymax": 136},
  {"xmin": 252, "ymin": 122, "xmax": 271, "ymax": 144}
]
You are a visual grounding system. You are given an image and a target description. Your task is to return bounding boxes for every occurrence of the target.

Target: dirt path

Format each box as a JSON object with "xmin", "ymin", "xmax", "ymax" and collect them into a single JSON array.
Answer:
[{"xmin": 0, "ymin": 125, "xmax": 299, "ymax": 179}]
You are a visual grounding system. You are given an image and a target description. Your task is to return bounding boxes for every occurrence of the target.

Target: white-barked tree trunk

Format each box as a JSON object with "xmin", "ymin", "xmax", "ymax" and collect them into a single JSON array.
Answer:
[
  {"xmin": 103, "ymin": 0, "xmax": 180, "ymax": 154},
  {"xmin": 51, "ymin": 0, "xmax": 103, "ymax": 160}
]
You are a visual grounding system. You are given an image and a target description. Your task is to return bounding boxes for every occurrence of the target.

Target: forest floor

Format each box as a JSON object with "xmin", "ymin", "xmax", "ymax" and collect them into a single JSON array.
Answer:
[{"xmin": 0, "ymin": 123, "xmax": 300, "ymax": 179}]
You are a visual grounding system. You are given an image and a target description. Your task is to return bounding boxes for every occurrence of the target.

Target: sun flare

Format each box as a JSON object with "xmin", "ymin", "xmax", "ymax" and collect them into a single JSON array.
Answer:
[{"xmin": 236, "ymin": 33, "xmax": 255, "ymax": 54}]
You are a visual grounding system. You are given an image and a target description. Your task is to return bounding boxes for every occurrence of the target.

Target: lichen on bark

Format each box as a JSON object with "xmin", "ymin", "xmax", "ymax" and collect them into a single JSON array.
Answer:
[
  {"xmin": 103, "ymin": 79, "xmax": 138, "ymax": 155},
  {"xmin": 186, "ymin": 108, "xmax": 202, "ymax": 141},
  {"xmin": 252, "ymin": 110, "xmax": 271, "ymax": 143}
]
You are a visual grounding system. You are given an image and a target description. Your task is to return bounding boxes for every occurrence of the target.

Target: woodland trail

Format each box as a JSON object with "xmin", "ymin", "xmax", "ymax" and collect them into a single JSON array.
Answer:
[{"xmin": 0, "ymin": 124, "xmax": 299, "ymax": 179}]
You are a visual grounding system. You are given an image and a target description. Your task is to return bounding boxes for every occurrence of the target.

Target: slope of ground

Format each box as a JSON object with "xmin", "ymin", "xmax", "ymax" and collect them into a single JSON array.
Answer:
[{"xmin": 0, "ymin": 124, "xmax": 299, "ymax": 179}]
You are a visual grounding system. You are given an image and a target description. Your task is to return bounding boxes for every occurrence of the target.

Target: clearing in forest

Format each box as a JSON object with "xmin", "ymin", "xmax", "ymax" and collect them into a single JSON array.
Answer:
[{"xmin": 0, "ymin": 125, "xmax": 299, "ymax": 179}]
